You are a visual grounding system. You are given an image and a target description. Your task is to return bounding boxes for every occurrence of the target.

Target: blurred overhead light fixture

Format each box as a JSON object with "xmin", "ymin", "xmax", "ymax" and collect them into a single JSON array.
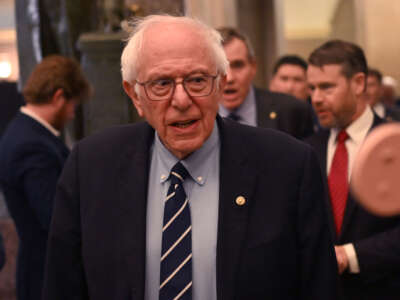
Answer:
[{"xmin": 0, "ymin": 60, "xmax": 11, "ymax": 79}]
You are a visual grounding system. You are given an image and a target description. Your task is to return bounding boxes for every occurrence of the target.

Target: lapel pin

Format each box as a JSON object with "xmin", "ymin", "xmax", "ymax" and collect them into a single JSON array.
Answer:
[
  {"xmin": 269, "ymin": 111, "xmax": 277, "ymax": 119},
  {"xmin": 235, "ymin": 196, "xmax": 246, "ymax": 206}
]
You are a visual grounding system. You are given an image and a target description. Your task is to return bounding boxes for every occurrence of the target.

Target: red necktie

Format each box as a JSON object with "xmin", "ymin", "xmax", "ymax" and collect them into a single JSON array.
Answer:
[{"xmin": 328, "ymin": 130, "xmax": 349, "ymax": 235}]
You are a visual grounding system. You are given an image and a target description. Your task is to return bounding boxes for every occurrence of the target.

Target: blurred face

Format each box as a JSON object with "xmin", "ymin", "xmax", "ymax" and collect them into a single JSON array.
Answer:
[
  {"xmin": 52, "ymin": 92, "xmax": 79, "ymax": 130},
  {"xmin": 221, "ymin": 38, "xmax": 256, "ymax": 111},
  {"xmin": 307, "ymin": 64, "xmax": 365, "ymax": 129},
  {"xmin": 270, "ymin": 64, "xmax": 309, "ymax": 100},
  {"xmin": 123, "ymin": 23, "xmax": 225, "ymax": 159},
  {"xmin": 366, "ymin": 75, "xmax": 382, "ymax": 106}
]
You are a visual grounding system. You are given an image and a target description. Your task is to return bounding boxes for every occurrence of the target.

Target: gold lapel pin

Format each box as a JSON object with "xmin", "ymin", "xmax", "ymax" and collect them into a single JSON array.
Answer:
[
  {"xmin": 269, "ymin": 111, "xmax": 277, "ymax": 119},
  {"xmin": 235, "ymin": 196, "xmax": 246, "ymax": 206}
]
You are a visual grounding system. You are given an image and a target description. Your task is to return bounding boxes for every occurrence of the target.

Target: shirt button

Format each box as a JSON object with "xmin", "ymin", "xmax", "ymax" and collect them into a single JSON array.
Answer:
[{"xmin": 197, "ymin": 176, "xmax": 203, "ymax": 182}]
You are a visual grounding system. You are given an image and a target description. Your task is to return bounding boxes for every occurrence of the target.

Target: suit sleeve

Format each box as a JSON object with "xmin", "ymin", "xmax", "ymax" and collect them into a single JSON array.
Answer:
[
  {"xmin": 42, "ymin": 145, "xmax": 88, "ymax": 300},
  {"xmin": 297, "ymin": 146, "xmax": 339, "ymax": 299},
  {"xmin": 16, "ymin": 146, "xmax": 63, "ymax": 231},
  {"xmin": 297, "ymin": 103, "xmax": 315, "ymax": 140},
  {"xmin": 353, "ymin": 224, "xmax": 400, "ymax": 275}
]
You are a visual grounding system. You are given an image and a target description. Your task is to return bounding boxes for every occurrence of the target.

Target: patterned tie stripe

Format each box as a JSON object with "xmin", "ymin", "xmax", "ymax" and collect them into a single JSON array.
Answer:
[
  {"xmin": 160, "ymin": 162, "xmax": 192, "ymax": 300},
  {"xmin": 328, "ymin": 130, "xmax": 349, "ymax": 235}
]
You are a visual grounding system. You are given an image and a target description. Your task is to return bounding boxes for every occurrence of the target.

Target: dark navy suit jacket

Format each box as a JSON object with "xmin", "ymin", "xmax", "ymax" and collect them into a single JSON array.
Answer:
[
  {"xmin": 255, "ymin": 88, "xmax": 315, "ymax": 139},
  {"xmin": 0, "ymin": 112, "xmax": 69, "ymax": 300},
  {"xmin": 43, "ymin": 116, "xmax": 338, "ymax": 300}
]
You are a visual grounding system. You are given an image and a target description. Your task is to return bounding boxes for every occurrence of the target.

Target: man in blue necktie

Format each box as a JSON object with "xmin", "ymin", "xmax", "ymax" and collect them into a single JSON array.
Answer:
[{"xmin": 43, "ymin": 15, "xmax": 338, "ymax": 300}]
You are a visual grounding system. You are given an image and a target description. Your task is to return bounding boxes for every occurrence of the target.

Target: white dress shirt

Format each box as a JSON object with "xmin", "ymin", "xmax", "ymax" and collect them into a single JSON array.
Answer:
[{"xmin": 327, "ymin": 106, "xmax": 374, "ymax": 273}]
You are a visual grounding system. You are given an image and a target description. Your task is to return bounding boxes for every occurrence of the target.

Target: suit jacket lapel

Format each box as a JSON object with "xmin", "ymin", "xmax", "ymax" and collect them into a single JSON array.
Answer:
[
  {"xmin": 255, "ymin": 88, "xmax": 278, "ymax": 129},
  {"xmin": 340, "ymin": 114, "xmax": 385, "ymax": 239},
  {"xmin": 216, "ymin": 117, "xmax": 257, "ymax": 300},
  {"xmin": 116, "ymin": 123, "xmax": 154, "ymax": 299}
]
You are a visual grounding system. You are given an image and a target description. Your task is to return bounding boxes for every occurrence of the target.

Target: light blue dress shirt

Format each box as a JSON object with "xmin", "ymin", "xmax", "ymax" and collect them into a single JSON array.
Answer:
[
  {"xmin": 219, "ymin": 86, "xmax": 257, "ymax": 126},
  {"xmin": 145, "ymin": 122, "xmax": 220, "ymax": 300}
]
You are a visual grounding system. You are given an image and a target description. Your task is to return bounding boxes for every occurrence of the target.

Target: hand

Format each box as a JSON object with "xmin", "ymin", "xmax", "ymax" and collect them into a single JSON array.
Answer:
[{"xmin": 335, "ymin": 245, "xmax": 349, "ymax": 274}]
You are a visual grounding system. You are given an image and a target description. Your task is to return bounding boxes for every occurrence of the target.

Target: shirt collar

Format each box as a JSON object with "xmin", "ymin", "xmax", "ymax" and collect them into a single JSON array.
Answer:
[
  {"xmin": 330, "ymin": 105, "xmax": 374, "ymax": 145},
  {"xmin": 372, "ymin": 102, "xmax": 385, "ymax": 118},
  {"xmin": 156, "ymin": 120, "xmax": 219, "ymax": 186},
  {"xmin": 20, "ymin": 106, "xmax": 60, "ymax": 137},
  {"xmin": 219, "ymin": 86, "xmax": 255, "ymax": 118}
]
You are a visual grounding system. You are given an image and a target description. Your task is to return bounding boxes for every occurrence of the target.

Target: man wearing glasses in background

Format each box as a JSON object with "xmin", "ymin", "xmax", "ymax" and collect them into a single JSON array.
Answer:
[{"xmin": 43, "ymin": 15, "xmax": 338, "ymax": 300}]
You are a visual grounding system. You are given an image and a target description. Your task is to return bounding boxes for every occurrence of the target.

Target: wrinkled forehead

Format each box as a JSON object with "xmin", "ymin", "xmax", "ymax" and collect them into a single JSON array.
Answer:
[{"xmin": 137, "ymin": 22, "xmax": 216, "ymax": 70}]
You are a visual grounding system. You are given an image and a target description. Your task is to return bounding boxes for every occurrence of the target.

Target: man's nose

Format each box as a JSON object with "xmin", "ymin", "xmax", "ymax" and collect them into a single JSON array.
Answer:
[
  {"xmin": 171, "ymin": 82, "xmax": 192, "ymax": 110},
  {"xmin": 311, "ymin": 89, "xmax": 323, "ymax": 105},
  {"xmin": 284, "ymin": 81, "xmax": 294, "ymax": 93},
  {"xmin": 226, "ymin": 68, "xmax": 234, "ymax": 83}
]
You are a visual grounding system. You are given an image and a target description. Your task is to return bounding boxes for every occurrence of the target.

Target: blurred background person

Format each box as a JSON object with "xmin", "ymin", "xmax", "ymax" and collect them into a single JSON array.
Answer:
[
  {"xmin": 269, "ymin": 54, "xmax": 320, "ymax": 131},
  {"xmin": 269, "ymin": 54, "xmax": 309, "ymax": 101},
  {"xmin": 380, "ymin": 75, "xmax": 399, "ymax": 107},
  {"xmin": 216, "ymin": 27, "xmax": 314, "ymax": 139},
  {"xmin": 366, "ymin": 68, "xmax": 400, "ymax": 121},
  {"xmin": 0, "ymin": 55, "xmax": 91, "ymax": 300}
]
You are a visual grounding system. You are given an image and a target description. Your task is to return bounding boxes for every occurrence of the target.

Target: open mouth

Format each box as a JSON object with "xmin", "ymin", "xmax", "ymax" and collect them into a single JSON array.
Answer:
[
  {"xmin": 171, "ymin": 120, "xmax": 197, "ymax": 128},
  {"xmin": 224, "ymin": 89, "xmax": 237, "ymax": 95}
]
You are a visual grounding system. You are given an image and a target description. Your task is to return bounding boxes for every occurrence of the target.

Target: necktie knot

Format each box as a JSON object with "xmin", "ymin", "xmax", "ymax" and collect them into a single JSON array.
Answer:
[
  {"xmin": 337, "ymin": 130, "xmax": 349, "ymax": 143},
  {"xmin": 170, "ymin": 161, "xmax": 189, "ymax": 183},
  {"xmin": 227, "ymin": 112, "xmax": 240, "ymax": 122}
]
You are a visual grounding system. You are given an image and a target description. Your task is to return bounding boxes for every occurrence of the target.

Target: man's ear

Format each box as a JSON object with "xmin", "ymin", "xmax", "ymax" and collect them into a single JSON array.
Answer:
[
  {"xmin": 123, "ymin": 80, "xmax": 144, "ymax": 117},
  {"xmin": 250, "ymin": 58, "xmax": 257, "ymax": 81},
  {"xmin": 352, "ymin": 72, "xmax": 366, "ymax": 96},
  {"xmin": 51, "ymin": 88, "xmax": 66, "ymax": 108}
]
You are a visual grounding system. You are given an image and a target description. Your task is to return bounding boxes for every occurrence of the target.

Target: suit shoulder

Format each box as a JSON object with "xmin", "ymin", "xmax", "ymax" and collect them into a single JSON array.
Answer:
[
  {"xmin": 76, "ymin": 121, "xmax": 152, "ymax": 153},
  {"xmin": 305, "ymin": 130, "xmax": 329, "ymax": 146},
  {"xmin": 255, "ymin": 88, "xmax": 310, "ymax": 111},
  {"xmin": 223, "ymin": 119, "xmax": 312, "ymax": 156}
]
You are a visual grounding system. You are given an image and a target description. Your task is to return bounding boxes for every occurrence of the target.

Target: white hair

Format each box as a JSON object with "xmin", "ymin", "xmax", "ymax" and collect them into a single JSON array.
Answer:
[{"xmin": 121, "ymin": 15, "xmax": 229, "ymax": 84}]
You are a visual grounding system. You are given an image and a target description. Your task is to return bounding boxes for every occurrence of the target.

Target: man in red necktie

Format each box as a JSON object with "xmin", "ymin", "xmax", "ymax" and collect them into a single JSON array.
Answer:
[{"xmin": 306, "ymin": 40, "xmax": 400, "ymax": 300}]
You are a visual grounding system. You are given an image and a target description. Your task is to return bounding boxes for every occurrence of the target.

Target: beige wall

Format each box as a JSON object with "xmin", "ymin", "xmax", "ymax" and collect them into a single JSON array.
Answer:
[
  {"xmin": 329, "ymin": 0, "xmax": 400, "ymax": 94},
  {"xmin": 330, "ymin": 0, "xmax": 356, "ymax": 42},
  {"xmin": 363, "ymin": 0, "xmax": 400, "ymax": 90},
  {"xmin": 286, "ymin": 38, "xmax": 325, "ymax": 61},
  {"xmin": 185, "ymin": 0, "xmax": 237, "ymax": 28}
]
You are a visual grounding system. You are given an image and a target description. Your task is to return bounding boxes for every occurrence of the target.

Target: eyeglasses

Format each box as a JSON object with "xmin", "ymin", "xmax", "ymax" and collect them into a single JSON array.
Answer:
[{"xmin": 136, "ymin": 73, "xmax": 218, "ymax": 101}]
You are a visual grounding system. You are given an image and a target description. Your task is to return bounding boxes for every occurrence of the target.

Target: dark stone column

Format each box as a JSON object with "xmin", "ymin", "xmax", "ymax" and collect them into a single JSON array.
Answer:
[
  {"xmin": 78, "ymin": 32, "xmax": 138, "ymax": 137},
  {"xmin": 237, "ymin": 0, "xmax": 279, "ymax": 87},
  {"xmin": 77, "ymin": 0, "xmax": 185, "ymax": 137}
]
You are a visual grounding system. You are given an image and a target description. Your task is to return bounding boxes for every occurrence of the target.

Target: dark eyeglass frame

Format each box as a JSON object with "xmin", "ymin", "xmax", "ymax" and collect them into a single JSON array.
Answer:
[{"xmin": 136, "ymin": 73, "xmax": 219, "ymax": 101}]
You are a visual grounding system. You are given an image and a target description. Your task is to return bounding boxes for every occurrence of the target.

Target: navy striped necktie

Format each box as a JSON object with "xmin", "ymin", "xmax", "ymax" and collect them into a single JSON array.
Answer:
[
  {"xmin": 159, "ymin": 162, "xmax": 192, "ymax": 300},
  {"xmin": 227, "ymin": 112, "xmax": 240, "ymax": 122}
]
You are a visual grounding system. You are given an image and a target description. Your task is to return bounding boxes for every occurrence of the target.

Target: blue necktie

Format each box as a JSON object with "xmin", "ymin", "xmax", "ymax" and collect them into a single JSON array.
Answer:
[
  {"xmin": 159, "ymin": 162, "xmax": 192, "ymax": 300},
  {"xmin": 227, "ymin": 112, "xmax": 240, "ymax": 122}
]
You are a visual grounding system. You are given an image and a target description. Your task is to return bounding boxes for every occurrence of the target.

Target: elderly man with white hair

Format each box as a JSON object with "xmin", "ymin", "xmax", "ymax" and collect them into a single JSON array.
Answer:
[{"xmin": 42, "ymin": 15, "xmax": 338, "ymax": 300}]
